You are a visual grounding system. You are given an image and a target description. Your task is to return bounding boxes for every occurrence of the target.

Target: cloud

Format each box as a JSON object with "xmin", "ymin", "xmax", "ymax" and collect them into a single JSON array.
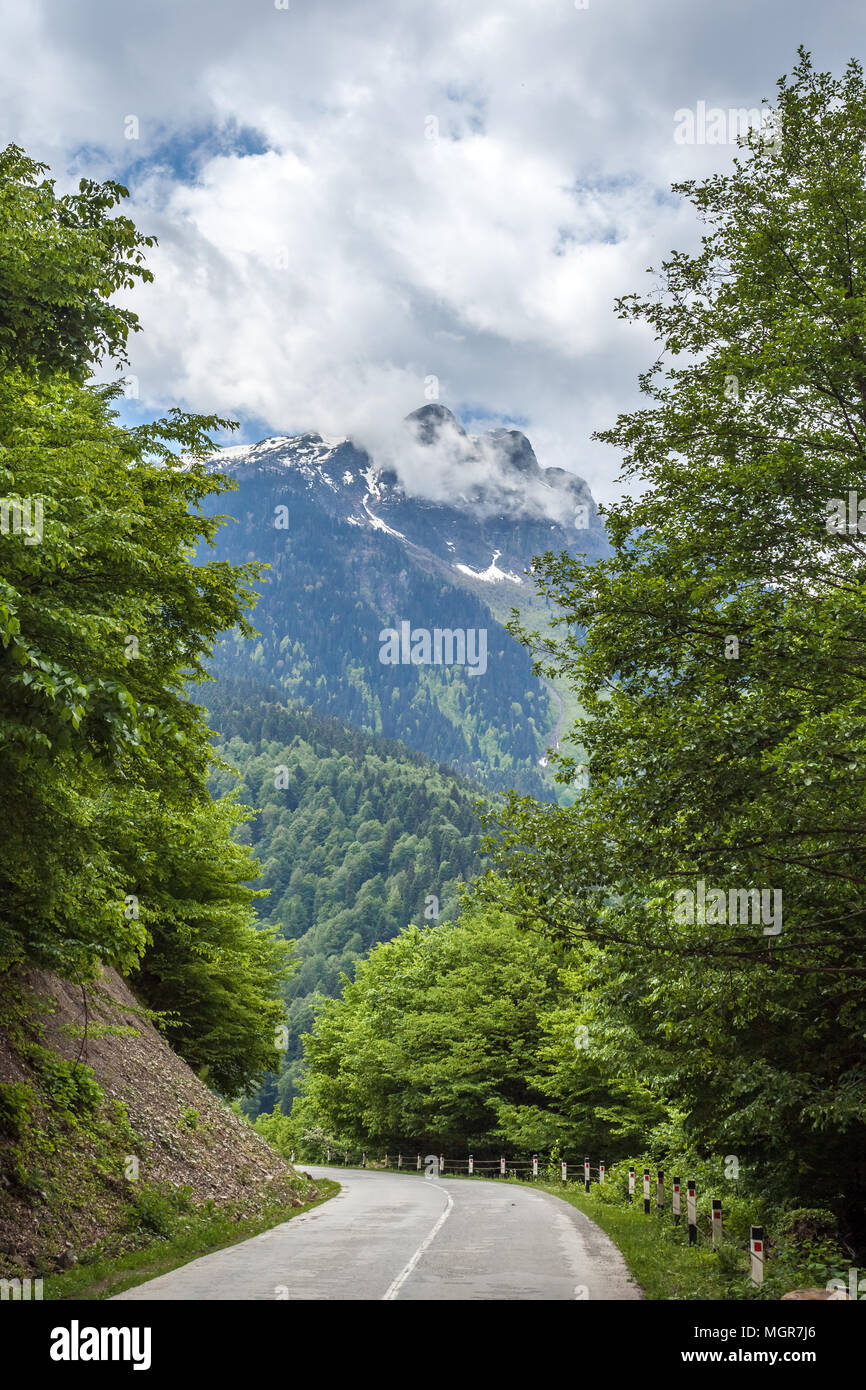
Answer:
[{"xmin": 0, "ymin": 0, "xmax": 856, "ymax": 502}]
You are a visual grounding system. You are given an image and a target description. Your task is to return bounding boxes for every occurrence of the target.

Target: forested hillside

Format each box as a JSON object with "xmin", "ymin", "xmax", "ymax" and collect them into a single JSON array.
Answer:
[
  {"xmin": 197, "ymin": 463, "xmax": 556, "ymax": 797},
  {"xmin": 206, "ymin": 683, "xmax": 484, "ymax": 1112}
]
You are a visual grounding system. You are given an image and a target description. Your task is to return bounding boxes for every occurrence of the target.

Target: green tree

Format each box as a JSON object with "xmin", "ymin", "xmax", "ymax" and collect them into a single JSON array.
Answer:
[
  {"xmin": 0, "ymin": 145, "xmax": 286, "ymax": 1099},
  {"xmin": 489, "ymin": 50, "xmax": 866, "ymax": 1213}
]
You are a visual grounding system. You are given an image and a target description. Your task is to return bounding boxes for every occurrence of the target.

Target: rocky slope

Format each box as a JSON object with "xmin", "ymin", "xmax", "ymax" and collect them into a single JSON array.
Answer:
[{"xmin": 0, "ymin": 965, "xmax": 317, "ymax": 1279}]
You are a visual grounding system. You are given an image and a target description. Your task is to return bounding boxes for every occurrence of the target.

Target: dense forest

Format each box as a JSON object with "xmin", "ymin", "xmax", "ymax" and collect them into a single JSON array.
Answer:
[{"xmin": 205, "ymin": 682, "xmax": 484, "ymax": 1111}]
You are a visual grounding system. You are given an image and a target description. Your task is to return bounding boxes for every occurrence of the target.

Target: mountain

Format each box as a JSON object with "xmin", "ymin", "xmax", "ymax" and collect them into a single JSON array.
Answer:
[{"xmin": 200, "ymin": 406, "xmax": 607, "ymax": 796}]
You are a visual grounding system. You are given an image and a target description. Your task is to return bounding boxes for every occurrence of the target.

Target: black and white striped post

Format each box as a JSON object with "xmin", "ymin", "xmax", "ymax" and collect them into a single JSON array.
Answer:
[
  {"xmin": 712, "ymin": 1199, "xmax": 722, "ymax": 1246},
  {"xmin": 416, "ymin": 1153, "xmax": 422, "ymax": 1171},
  {"xmin": 532, "ymin": 1153, "xmax": 539, "ymax": 1179},
  {"xmin": 599, "ymin": 1161, "xmax": 605, "ymax": 1183},
  {"xmin": 468, "ymin": 1154, "xmax": 474, "ymax": 1176},
  {"xmin": 687, "ymin": 1180, "xmax": 697, "ymax": 1245},
  {"xmin": 657, "ymin": 1170, "xmax": 665, "ymax": 1215},
  {"xmin": 672, "ymin": 1176, "xmax": 681, "ymax": 1225},
  {"xmin": 500, "ymin": 1156, "xmax": 506, "ymax": 1177},
  {"xmin": 584, "ymin": 1157, "xmax": 591, "ymax": 1193},
  {"xmin": 643, "ymin": 1168, "xmax": 651, "ymax": 1214},
  {"xmin": 561, "ymin": 1159, "xmax": 567, "ymax": 1186},
  {"xmin": 750, "ymin": 1226, "xmax": 764, "ymax": 1285},
  {"xmin": 628, "ymin": 1164, "xmax": 635, "ymax": 1202}
]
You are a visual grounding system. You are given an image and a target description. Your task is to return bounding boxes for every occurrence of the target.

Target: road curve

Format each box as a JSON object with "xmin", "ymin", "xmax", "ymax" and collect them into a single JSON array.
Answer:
[{"xmin": 114, "ymin": 1168, "xmax": 641, "ymax": 1301}]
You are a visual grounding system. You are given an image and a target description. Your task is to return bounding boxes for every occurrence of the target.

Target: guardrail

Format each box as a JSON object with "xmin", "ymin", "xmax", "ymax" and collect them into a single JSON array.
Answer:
[{"xmin": 296, "ymin": 1148, "xmax": 766, "ymax": 1284}]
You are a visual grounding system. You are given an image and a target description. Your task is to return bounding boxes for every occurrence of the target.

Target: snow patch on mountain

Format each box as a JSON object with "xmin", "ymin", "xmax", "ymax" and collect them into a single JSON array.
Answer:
[{"xmin": 455, "ymin": 550, "xmax": 524, "ymax": 584}]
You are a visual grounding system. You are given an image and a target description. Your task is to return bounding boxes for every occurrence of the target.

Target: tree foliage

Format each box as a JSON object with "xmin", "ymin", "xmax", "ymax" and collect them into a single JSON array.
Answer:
[
  {"xmin": 480, "ymin": 50, "xmax": 866, "ymax": 1215},
  {"xmin": 0, "ymin": 145, "xmax": 286, "ymax": 1095}
]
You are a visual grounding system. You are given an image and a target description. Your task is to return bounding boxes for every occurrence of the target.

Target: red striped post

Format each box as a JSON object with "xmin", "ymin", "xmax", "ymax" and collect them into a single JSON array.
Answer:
[
  {"xmin": 468, "ymin": 1154, "xmax": 474, "ymax": 1176},
  {"xmin": 561, "ymin": 1159, "xmax": 567, "ymax": 1186},
  {"xmin": 532, "ymin": 1153, "xmax": 539, "ymax": 1179},
  {"xmin": 657, "ymin": 1169, "xmax": 665, "ymax": 1214},
  {"xmin": 500, "ymin": 1156, "xmax": 506, "ymax": 1177},
  {"xmin": 599, "ymin": 1161, "xmax": 606, "ymax": 1183},
  {"xmin": 584, "ymin": 1157, "xmax": 591, "ymax": 1193},
  {"xmin": 687, "ymin": 1180, "xmax": 697, "ymax": 1244},
  {"xmin": 712, "ymin": 1199, "xmax": 722, "ymax": 1246},
  {"xmin": 750, "ymin": 1226, "xmax": 764, "ymax": 1285},
  {"xmin": 628, "ymin": 1164, "xmax": 635, "ymax": 1203},
  {"xmin": 643, "ymin": 1168, "xmax": 651, "ymax": 1214},
  {"xmin": 672, "ymin": 1176, "xmax": 681, "ymax": 1225}
]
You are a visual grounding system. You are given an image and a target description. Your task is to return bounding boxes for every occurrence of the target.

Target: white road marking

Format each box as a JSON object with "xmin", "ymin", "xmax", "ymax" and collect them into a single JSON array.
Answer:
[{"xmin": 381, "ymin": 1187, "xmax": 455, "ymax": 1300}]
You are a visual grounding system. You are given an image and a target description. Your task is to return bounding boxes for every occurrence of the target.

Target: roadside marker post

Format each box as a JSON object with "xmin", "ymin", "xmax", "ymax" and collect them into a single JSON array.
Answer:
[
  {"xmin": 643, "ymin": 1168, "xmax": 651, "ymax": 1214},
  {"xmin": 417, "ymin": 1153, "xmax": 422, "ymax": 1171},
  {"xmin": 584, "ymin": 1157, "xmax": 591, "ymax": 1193},
  {"xmin": 712, "ymin": 1199, "xmax": 722, "ymax": 1246},
  {"xmin": 599, "ymin": 1161, "xmax": 605, "ymax": 1183},
  {"xmin": 532, "ymin": 1153, "xmax": 539, "ymax": 1179},
  {"xmin": 561, "ymin": 1160, "xmax": 567, "ymax": 1186},
  {"xmin": 469, "ymin": 1154, "xmax": 474, "ymax": 1176},
  {"xmin": 397, "ymin": 1153, "xmax": 402, "ymax": 1170},
  {"xmin": 657, "ymin": 1169, "xmax": 664, "ymax": 1215},
  {"xmin": 362, "ymin": 1152, "xmax": 367, "ymax": 1169},
  {"xmin": 384, "ymin": 1153, "xmax": 388, "ymax": 1168},
  {"xmin": 326, "ymin": 1147, "xmax": 330, "ymax": 1163},
  {"xmin": 439, "ymin": 1153, "xmax": 444, "ymax": 1177},
  {"xmin": 628, "ymin": 1164, "xmax": 635, "ymax": 1202},
  {"xmin": 750, "ymin": 1226, "xmax": 764, "ymax": 1285},
  {"xmin": 687, "ymin": 1180, "xmax": 697, "ymax": 1245},
  {"xmin": 500, "ymin": 1156, "xmax": 506, "ymax": 1176},
  {"xmin": 673, "ymin": 1176, "xmax": 681, "ymax": 1224}
]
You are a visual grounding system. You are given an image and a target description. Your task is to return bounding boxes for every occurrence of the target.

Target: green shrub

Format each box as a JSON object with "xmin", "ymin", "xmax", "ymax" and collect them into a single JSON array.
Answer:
[
  {"xmin": 21, "ymin": 1044, "xmax": 104, "ymax": 1116},
  {"xmin": 124, "ymin": 1184, "xmax": 193, "ymax": 1238},
  {"xmin": 0, "ymin": 1081, "xmax": 33, "ymax": 1138}
]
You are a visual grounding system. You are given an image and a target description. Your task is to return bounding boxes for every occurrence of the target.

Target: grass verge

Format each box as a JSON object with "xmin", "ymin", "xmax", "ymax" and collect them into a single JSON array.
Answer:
[{"xmin": 42, "ymin": 1179, "xmax": 340, "ymax": 1301}]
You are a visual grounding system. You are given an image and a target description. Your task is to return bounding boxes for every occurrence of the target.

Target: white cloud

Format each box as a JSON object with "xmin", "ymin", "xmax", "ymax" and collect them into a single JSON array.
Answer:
[{"xmin": 0, "ymin": 0, "xmax": 854, "ymax": 502}]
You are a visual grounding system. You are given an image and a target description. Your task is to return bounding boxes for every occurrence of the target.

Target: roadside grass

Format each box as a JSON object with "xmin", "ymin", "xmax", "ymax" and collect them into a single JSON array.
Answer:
[
  {"xmin": 526, "ymin": 1181, "xmax": 739, "ymax": 1299},
  {"xmin": 521, "ymin": 1181, "xmax": 849, "ymax": 1301},
  {"xmin": 43, "ymin": 1179, "xmax": 340, "ymax": 1300}
]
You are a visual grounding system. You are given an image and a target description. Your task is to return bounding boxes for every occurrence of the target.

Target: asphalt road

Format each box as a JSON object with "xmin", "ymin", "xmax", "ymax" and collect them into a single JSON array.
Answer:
[
  {"xmin": 115, "ymin": 1162, "xmax": 639, "ymax": 1301},
  {"xmin": 114, "ymin": 1167, "xmax": 641, "ymax": 1301}
]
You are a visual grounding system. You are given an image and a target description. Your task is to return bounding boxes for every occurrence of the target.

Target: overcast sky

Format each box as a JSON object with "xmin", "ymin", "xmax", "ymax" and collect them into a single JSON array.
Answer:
[{"xmin": 0, "ymin": 0, "xmax": 862, "ymax": 502}]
